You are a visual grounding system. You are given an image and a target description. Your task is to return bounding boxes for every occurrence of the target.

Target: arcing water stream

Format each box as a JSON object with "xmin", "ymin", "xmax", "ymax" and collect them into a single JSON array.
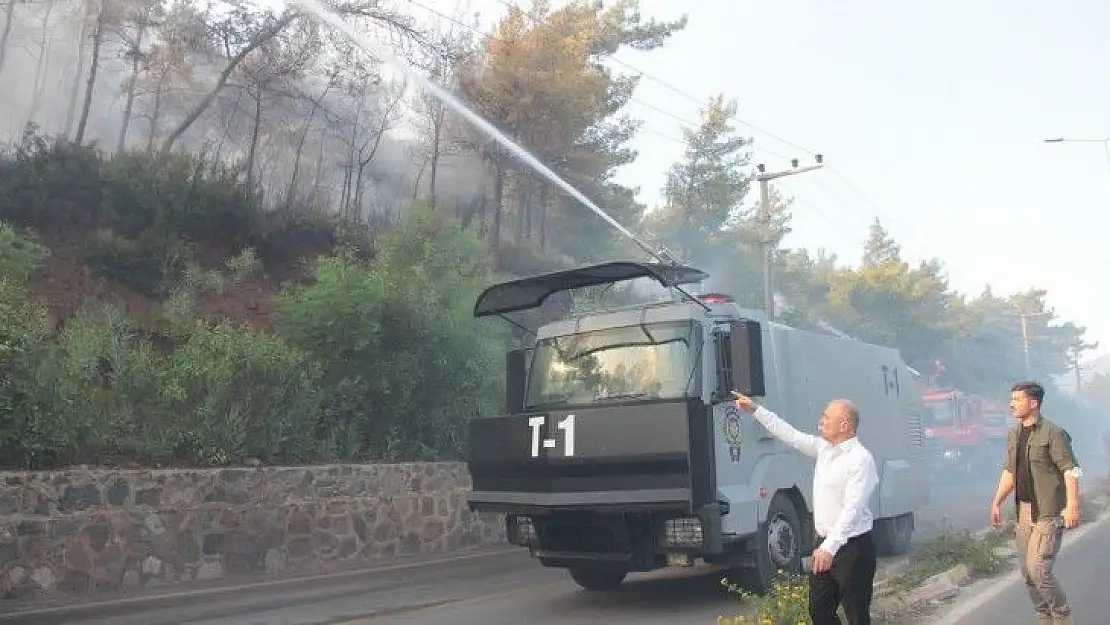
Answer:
[
  {"xmin": 289, "ymin": 0, "xmax": 671, "ymax": 264},
  {"xmin": 290, "ymin": 0, "xmax": 833, "ymax": 355}
]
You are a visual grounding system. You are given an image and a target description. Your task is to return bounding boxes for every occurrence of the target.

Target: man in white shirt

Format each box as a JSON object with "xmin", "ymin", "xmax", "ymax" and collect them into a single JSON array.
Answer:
[{"xmin": 733, "ymin": 392, "xmax": 880, "ymax": 625}]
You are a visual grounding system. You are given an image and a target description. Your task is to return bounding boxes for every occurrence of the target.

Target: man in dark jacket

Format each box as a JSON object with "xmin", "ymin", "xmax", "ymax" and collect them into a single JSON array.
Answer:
[{"xmin": 989, "ymin": 381, "xmax": 1082, "ymax": 625}]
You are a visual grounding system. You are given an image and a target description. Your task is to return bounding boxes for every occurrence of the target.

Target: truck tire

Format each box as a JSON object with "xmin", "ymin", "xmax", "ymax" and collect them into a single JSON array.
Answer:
[
  {"xmin": 567, "ymin": 565, "xmax": 627, "ymax": 591},
  {"xmin": 733, "ymin": 494, "xmax": 803, "ymax": 594},
  {"xmin": 874, "ymin": 512, "xmax": 913, "ymax": 556}
]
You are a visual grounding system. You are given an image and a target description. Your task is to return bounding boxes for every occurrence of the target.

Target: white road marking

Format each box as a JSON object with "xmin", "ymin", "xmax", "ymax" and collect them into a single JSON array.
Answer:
[{"xmin": 928, "ymin": 512, "xmax": 1110, "ymax": 625}]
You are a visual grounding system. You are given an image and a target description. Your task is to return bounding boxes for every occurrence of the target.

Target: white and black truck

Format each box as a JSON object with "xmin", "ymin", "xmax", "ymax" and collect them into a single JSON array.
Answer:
[{"xmin": 465, "ymin": 260, "xmax": 930, "ymax": 593}]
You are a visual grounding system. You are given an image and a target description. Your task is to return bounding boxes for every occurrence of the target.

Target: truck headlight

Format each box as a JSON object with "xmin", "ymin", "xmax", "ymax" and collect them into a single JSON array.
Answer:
[
  {"xmin": 663, "ymin": 517, "xmax": 703, "ymax": 549},
  {"xmin": 507, "ymin": 515, "xmax": 537, "ymax": 546}
]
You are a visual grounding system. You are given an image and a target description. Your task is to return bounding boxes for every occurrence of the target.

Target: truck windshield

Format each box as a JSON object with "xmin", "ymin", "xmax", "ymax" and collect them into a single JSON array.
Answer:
[
  {"xmin": 924, "ymin": 401, "xmax": 953, "ymax": 424},
  {"xmin": 525, "ymin": 321, "xmax": 699, "ymax": 408}
]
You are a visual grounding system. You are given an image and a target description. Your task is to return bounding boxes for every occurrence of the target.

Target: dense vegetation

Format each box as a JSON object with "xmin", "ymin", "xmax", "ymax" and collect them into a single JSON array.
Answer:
[{"xmin": 0, "ymin": 0, "xmax": 1100, "ymax": 469}]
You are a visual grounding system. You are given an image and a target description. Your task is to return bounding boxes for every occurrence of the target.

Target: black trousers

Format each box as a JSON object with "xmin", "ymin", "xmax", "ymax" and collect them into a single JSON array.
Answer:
[{"xmin": 809, "ymin": 531, "xmax": 877, "ymax": 625}]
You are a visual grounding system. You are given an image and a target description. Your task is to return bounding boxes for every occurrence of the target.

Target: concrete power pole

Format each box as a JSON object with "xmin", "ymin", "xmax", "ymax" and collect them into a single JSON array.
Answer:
[
  {"xmin": 1070, "ymin": 337, "xmax": 1099, "ymax": 395},
  {"xmin": 756, "ymin": 155, "xmax": 824, "ymax": 321},
  {"xmin": 1018, "ymin": 311, "xmax": 1050, "ymax": 380}
]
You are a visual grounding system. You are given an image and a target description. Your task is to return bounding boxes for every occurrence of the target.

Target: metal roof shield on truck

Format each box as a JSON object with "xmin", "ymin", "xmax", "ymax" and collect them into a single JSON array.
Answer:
[{"xmin": 472, "ymin": 261, "xmax": 710, "ymax": 318}]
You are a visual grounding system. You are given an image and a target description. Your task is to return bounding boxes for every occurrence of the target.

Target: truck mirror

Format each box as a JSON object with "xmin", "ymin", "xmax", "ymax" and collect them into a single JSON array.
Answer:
[
  {"xmin": 506, "ymin": 348, "xmax": 531, "ymax": 414},
  {"xmin": 730, "ymin": 319, "xmax": 766, "ymax": 397}
]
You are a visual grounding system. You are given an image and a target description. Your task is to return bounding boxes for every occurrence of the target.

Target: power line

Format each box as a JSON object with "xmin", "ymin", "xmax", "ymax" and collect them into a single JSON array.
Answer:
[
  {"xmin": 487, "ymin": 0, "xmax": 817, "ymax": 158},
  {"xmin": 405, "ymin": 0, "xmax": 866, "ymax": 245},
  {"xmin": 472, "ymin": 1, "xmax": 922, "ymax": 236},
  {"xmin": 407, "ymin": 0, "xmax": 796, "ymax": 165}
]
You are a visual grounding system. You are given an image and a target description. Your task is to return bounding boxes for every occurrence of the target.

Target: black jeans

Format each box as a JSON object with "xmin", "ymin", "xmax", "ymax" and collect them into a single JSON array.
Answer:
[{"xmin": 809, "ymin": 531, "xmax": 877, "ymax": 625}]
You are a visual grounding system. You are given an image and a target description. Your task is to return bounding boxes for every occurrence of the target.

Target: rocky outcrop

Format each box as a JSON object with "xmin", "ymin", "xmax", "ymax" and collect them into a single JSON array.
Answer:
[{"xmin": 0, "ymin": 463, "xmax": 506, "ymax": 600}]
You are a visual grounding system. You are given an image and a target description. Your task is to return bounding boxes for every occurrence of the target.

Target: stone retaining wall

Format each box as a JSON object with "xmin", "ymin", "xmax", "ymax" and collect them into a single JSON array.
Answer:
[{"xmin": 0, "ymin": 463, "xmax": 507, "ymax": 601}]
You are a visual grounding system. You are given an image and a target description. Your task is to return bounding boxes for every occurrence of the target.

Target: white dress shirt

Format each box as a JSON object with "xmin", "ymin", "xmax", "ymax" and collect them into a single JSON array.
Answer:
[{"xmin": 751, "ymin": 406, "xmax": 879, "ymax": 557}]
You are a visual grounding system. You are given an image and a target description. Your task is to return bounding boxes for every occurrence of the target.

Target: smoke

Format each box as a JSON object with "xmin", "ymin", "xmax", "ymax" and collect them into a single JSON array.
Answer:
[
  {"xmin": 0, "ymin": 0, "xmax": 491, "ymax": 221},
  {"xmin": 1048, "ymin": 392, "xmax": 1110, "ymax": 474}
]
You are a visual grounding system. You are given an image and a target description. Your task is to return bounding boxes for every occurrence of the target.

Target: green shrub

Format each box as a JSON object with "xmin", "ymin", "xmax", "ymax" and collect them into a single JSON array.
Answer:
[
  {"xmin": 160, "ymin": 247, "xmax": 264, "ymax": 331},
  {"xmin": 99, "ymin": 150, "xmax": 259, "ymax": 246},
  {"xmin": 0, "ymin": 221, "xmax": 51, "ymax": 464},
  {"xmin": 0, "ymin": 132, "xmax": 520, "ymax": 469},
  {"xmin": 81, "ymin": 229, "xmax": 188, "ymax": 296},
  {"xmin": 277, "ymin": 204, "xmax": 509, "ymax": 461},
  {"xmin": 0, "ymin": 126, "xmax": 103, "ymax": 228},
  {"xmin": 0, "ymin": 222, "xmax": 49, "ymax": 284},
  {"xmin": 890, "ymin": 528, "xmax": 1010, "ymax": 589},
  {"xmin": 14, "ymin": 305, "xmax": 150, "ymax": 467},
  {"xmin": 0, "ymin": 279, "xmax": 49, "ymax": 464},
  {"xmin": 148, "ymin": 321, "xmax": 323, "ymax": 466}
]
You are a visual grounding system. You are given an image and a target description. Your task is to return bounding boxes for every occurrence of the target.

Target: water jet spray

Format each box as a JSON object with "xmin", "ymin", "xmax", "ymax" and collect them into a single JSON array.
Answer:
[{"xmin": 289, "ymin": 0, "xmax": 678, "ymax": 265}]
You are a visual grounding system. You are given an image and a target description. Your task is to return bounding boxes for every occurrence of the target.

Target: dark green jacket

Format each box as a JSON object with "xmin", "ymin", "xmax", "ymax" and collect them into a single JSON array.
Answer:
[{"xmin": 1004, "ymin": 416, "xmax": 1079, "ymax": 520}]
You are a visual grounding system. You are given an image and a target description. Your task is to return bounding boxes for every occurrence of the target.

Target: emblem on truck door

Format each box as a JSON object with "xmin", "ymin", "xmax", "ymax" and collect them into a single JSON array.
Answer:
[{"xmin": 723, "ymin": 406, "xmax": 744, "ymax": 462}]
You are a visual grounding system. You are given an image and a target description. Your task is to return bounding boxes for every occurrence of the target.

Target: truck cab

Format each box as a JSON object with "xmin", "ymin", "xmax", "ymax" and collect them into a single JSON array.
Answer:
[{"xmin": 466, "ymin": 261, "xmax": 929, "ymax": 593}]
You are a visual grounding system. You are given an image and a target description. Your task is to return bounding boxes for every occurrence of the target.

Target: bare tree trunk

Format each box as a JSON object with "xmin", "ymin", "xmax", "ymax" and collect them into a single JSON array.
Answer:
[
  {"xmin": 492, "ymin": 153, "xmax": 504, "ymax": 251},
  {"xmin": 145, "ymin": 72, "xmax": 169, "ymax": 151},
  {"xmin": 307, "ymin": 130, "xmax": 326, "ymax": 211},
  {"xmin": 428, "ymin": 104, "xmax": 443, "ymax": 210},
  {"xmin": 160, "ymin": 13, "xmax": 296, "ymax": 153},
  {"xmin": 64, "ymin": 12, "xmax": 91, "ymax": 137},
  {"xmin": 354, "ymin": 161, "xmax": 366, "ymax": 220},
  {"xmin": 525, "ymin": 175, "xmax": 535, "ymax": 237},
  {"xmin": 539, "ymin": 183, "xmax": 549, "ymax": 251},
  {"xmin": 285, "ymin": 78, "xmax": 334, "ymax": 211},
  {"xmin": 27, "ymin": 0, "xmax": 55, "ymax": 123},
  {"xmin": 341, "ymin": 97, "xmax": 364, "ymax": 218},
  {"xmin": 349, "ymin": 88, "xmax": 402, "ymax": 218},
  {"xmin": 212, "ymin": 87, "xmax": 245, "ymax": 162},
  {"xmin": 117, "ymin": 20, "xmax": 147, "ymax": 152},
  {"xmin": 74, "ymin": 8, "xmax": 106, "ymax": 144},
  {"xmin": 412, "ymin": 155, "xmax": 428, "ymax": 201},
  {"xmin": 0, "ymin": 0, "xmax": 19, "ymax": 80},
  {"xmin": 246, "ymin": 86, "xmax": 263, "ymax": 191},
  {"xmin": 339, "ymin": 163, "xmax": 352, "ymax": 219}
]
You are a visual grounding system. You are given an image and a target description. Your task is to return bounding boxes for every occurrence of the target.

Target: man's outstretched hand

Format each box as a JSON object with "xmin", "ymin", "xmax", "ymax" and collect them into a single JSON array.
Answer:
[{"xmin": 731, "ymin": 391, "xmax": 757, "ymax": 414}]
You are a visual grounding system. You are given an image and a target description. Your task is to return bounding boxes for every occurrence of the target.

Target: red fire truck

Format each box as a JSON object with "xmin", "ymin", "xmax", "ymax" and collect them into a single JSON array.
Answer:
[{"xmin": 922, "ymin": 387, "xmax": 996, "ymax": 478}]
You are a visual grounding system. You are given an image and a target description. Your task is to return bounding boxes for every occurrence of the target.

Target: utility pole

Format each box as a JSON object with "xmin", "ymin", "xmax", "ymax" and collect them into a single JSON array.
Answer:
[
  {"xmin": 1018, "ymin": 311, "xmax": 1050, "ymax": 380},
  {"xmin": 756, "ymin": 154, "xmax": 824, "ymax": 321},
  {"xmin": 1069, "ymin": 337, "xmax": 1099, "ymax": 395}
]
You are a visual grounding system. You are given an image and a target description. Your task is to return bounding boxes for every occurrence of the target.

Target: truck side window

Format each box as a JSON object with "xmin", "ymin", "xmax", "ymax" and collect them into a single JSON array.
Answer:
[{"xmin": 713, "ymin": 329, "xmax": 733, "ymax": 397}]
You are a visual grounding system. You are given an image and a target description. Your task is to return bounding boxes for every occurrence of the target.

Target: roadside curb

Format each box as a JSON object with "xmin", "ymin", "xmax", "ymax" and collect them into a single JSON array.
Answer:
[{"xmin": 0, "ymin": 547, "xmax": 521, "ymax": 624}]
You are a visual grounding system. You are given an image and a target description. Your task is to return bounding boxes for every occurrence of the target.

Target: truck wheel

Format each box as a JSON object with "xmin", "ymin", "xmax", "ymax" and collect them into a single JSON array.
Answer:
[
  {"xmin": 567, "ymin": 565, "xmax": 627, "ymax": 591},
  {"xmin": 734, "ymin": 494, "xmax": 803, "ymax": 594},
  {"xmin": 874, "ymin": 512, "xmax": 913, "ymax": 556}
]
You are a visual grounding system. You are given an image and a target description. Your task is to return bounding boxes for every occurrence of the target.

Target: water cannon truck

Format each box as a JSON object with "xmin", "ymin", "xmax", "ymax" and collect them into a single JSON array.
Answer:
[{"xmin": 465, "ymin": 261, "xmax": 931, "ymax": 593}]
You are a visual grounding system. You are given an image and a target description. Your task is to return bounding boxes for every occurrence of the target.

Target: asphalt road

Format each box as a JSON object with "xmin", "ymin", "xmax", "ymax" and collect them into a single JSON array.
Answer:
[
  {"xmin": 930, "ymin": 505, "xmax": 1110, "ymax": 625},
  {"xmin": 3, "ymin": 473, "xmax": 1001, "ymax": 625}
]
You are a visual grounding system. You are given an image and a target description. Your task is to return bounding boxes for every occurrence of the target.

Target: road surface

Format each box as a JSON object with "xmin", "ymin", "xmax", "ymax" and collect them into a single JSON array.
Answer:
[
  {"xmin": 931, "ymin": 508, "xmax": 1110, "ymax": 625},
  {"xmin": 2, "ymin": 475, "xmax": 1000, "ymax": 625}
]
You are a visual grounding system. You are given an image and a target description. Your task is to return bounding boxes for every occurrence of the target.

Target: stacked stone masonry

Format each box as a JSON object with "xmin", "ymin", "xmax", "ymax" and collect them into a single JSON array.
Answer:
[{"xmin": 0, "ymin": 462, "xmax": 507, "ymax": 601}]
